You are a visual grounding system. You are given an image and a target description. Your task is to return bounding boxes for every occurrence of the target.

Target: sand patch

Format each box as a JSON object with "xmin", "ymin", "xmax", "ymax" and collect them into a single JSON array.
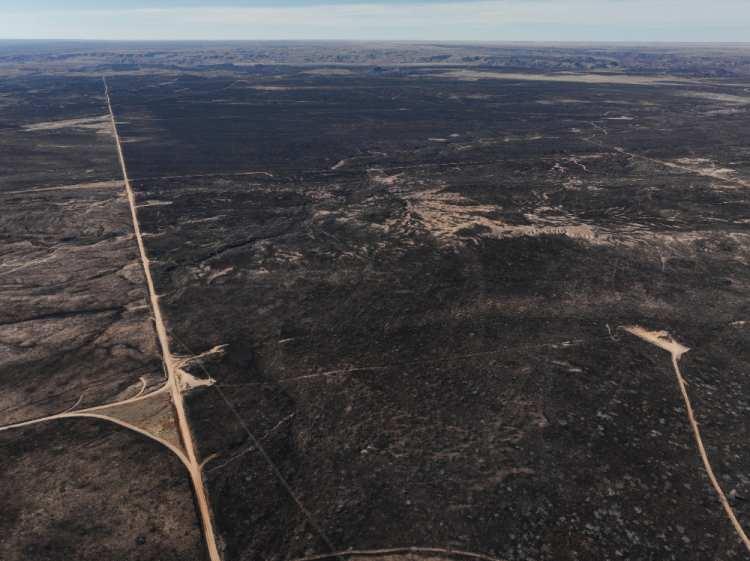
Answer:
[
  {"xmin": 370, "ymin": 170, "xmax": 403, "ymax": 187},
  {"xmin": 251, "ymin": 85, "xmax": 295, "ymax": 91},
  {"xmin": 537, "ymin": 98, "xmax": 590, "ymax": 105},
  {"xmin": 430, "ymin": 70, "xmax": 691, "ymax": 86},
  {"xmin": 476, "ymin": 134, "xmax": 545, "ymax": 146},
  {"xmin": 207, "ymin": 266, "xmax": 235, "ymax": 284},
  {"xmin": 623, "ymin": 325, "xmax": 689, "ymax": 358},
  {"xmin": 23, "ymin": 115, "xmax": 113, "ymax": 134},
  {"xmin": 0, "ymin": 179, "xmax": 122, "ymax": 195},
  {"xmin": 136, "ymin": 199, "xmax": 174, "ymax": 208},
  {"xmin": 612, "ymin": 146, "xmax": 750, "ymax": 189},
  {"xmin": 672, "ymin": 157, "xmax": 739, "ymax": 182},
  {"xmin": 177, "ymin": 371, "xmax": 216, "ymax": 392},
  {"xmin": 303, "ymin": 68, "xmax": 353, "ymax": 76},
  {"xmin": 680, "ymin": 91, "xmax": 750, "ymax": 104},
  {"xmin": 405, "ymin": 188, "xmax": 597, "ymax": 245}
]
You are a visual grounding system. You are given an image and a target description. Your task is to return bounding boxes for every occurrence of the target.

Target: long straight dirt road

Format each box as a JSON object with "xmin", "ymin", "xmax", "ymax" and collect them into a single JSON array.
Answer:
[{"xmin": 104, "ymin": 77, "xmax": 222, "ymax": 561}]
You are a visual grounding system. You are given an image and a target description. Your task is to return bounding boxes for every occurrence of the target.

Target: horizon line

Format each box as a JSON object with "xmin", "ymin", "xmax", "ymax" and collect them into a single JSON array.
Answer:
[{"xmin": 3, "ymin": 38, "xmax": 750, "ymax": 45}]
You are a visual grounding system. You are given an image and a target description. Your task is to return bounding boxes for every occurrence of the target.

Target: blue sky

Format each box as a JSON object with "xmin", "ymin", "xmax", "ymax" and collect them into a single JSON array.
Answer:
[{"xmin": 1, "ymin": 1, "xmax": 749, "ymax": 41}]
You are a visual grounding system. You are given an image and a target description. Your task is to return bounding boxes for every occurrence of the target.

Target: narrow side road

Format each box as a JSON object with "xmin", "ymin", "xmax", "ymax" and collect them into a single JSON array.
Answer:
[{"xmin": 624, "ymin": 325, "xmax": 750, "ymax": 554}]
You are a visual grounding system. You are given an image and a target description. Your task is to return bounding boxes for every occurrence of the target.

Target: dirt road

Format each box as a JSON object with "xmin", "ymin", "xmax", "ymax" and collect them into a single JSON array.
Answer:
[
  {"xmin": 624, "ymin": 326, "xmax": 750, "ymax": 554},
  {"xmin": 104, "ymin": 77, "xmax": 222, "ymax": 561}
]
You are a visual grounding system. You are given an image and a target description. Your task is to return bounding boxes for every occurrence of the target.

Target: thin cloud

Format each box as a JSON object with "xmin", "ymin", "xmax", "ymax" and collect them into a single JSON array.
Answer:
[{"xmin": 1, "ymin": 1, "xmax": 749, "ymax": 41}]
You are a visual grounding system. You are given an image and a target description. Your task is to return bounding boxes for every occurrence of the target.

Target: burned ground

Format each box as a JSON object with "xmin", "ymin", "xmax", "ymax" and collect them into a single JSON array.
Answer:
[
  {"xmin": 2, "ymin": 46, "xmax": 750, "ymax": 561},
  {"xmin": 0, "ymin": 75, "xmax": 207, "ymax": 560}
]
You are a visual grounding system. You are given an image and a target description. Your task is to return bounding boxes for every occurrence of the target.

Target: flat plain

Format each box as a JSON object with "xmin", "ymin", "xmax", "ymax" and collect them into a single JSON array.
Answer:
[{"xmin": 2, "ymin": 42, "xmax": 750, "ymax": 561}]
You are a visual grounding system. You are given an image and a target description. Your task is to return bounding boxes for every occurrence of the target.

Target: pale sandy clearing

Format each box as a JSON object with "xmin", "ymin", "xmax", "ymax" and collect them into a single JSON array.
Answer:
[
  {"xmin": 252, "ymin": 85, "xmax": 296, "ymax": 91},
  {"xmin": 679, "ymin": 91, "xmax": 750, "ymax": 104},
  {"xmin": 606, "ymin": 145, "xmax": 750, "ymax": 189},
  {"xmin": 430, "ymin": 70, "xmax": 692, "ymax": 86},
  {"xmin": 303, "ymin": 68, "xmax": 353, "ymax": 76},
  {"xmin": 23, "ymin": 115, "xmax": 113, "ymax": 134},
  {"xmin": 0, "ymin": 179, "xmax": 123, "ymax": 196},
  {"xmin": 402, "ymin": 187, "xmax": 598, "ymax": 245}
]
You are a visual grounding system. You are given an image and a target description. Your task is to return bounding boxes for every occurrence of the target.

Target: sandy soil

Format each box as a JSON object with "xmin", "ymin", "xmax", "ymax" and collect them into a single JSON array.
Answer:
[
  {"xmin": 430, "ymin": 70, "xmax": 694, "ymax": 86},
  {"xmin": 23, "ymin": 115, "xmax": 113, "ymax": 134}
]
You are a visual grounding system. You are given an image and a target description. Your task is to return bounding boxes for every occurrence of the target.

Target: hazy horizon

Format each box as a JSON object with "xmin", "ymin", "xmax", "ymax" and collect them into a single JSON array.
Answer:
[{"xmin": 2, "ymin": 1, "xmax": 749, "ymax": 42}]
